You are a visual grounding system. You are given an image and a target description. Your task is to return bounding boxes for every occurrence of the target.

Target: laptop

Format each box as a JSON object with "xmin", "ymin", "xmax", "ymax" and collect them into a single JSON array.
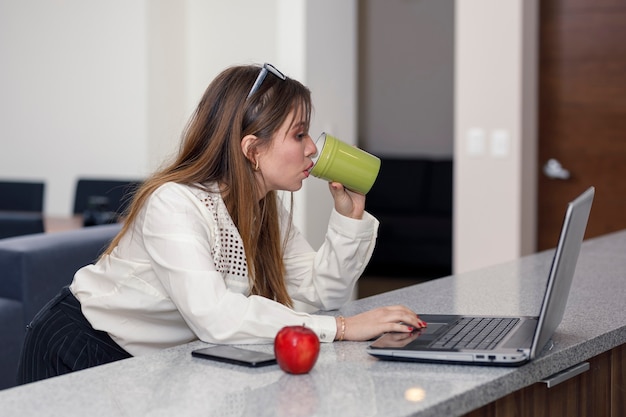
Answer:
[{"xmin": 367, "ymin": 186, "xmax": 595, "ymax": 366}]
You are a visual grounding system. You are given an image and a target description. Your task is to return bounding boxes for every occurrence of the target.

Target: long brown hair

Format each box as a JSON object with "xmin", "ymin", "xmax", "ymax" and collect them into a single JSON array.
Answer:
[{"xmin": 104, "ymin": 64, "xmax": 312, "ymax": 307}]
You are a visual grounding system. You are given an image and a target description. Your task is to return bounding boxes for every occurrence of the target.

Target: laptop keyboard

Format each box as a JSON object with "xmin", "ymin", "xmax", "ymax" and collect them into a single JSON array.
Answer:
[{"xmin": 430, "ymin": 317, "xmax": 520, "ymax": 350}]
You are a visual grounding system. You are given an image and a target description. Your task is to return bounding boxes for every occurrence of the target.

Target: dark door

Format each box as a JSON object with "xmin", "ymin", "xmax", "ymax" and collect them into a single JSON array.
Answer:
[{"xmin": 538, "ymin": 0, "xmax": 626, "ymax": 250}]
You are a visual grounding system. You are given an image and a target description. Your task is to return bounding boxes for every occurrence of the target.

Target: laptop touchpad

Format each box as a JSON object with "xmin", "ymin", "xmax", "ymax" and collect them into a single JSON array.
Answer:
[{"xmin": 370, "ymin": 323, "xmax": 448, "ymax": 349}]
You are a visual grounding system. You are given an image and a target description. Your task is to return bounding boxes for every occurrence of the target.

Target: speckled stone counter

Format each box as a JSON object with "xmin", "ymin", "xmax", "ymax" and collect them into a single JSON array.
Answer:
[{"xmin": 1, "ymin": 230, "xmax": 625, "ymax": 417}]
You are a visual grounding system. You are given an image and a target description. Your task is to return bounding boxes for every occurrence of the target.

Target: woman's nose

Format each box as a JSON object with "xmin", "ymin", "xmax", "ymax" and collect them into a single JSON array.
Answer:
[{"xmin": 305, "ymin": 135, "xmax": 317, "ymax": 156}]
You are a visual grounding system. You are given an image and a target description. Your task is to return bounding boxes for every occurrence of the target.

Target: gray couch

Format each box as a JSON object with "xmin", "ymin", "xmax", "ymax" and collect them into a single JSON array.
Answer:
[
  {"xmin": 0, "ymin": 212, "xmax": 45, "ymax": 239},
  {"xmin": 0, "ymin": 223, "xmax": 121, "ymax": 389}
]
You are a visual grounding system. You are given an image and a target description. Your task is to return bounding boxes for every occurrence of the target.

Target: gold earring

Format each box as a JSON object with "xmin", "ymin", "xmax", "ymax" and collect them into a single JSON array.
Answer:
[{"xmin": 254, "ymin": 159, "xmax": 259, "ymax": 171}]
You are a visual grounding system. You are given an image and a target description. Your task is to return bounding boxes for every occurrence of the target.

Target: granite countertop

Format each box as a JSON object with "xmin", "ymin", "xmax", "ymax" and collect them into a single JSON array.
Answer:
[{"xmin": 1, "ymin": 230, "xmax": 625, "ymax": 417}]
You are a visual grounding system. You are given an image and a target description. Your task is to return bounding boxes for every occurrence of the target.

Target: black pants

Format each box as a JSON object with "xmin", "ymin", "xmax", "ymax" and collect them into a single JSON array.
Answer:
[{"xmin": 17, "ymin": 286, "xmax": 132, "ymax": 385}]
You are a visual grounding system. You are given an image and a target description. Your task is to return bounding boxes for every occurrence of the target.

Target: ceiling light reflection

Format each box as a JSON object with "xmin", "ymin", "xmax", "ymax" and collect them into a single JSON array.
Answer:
[{"xmin": 404, "ymin": 386, "xmax": 426, "ymax": 402}]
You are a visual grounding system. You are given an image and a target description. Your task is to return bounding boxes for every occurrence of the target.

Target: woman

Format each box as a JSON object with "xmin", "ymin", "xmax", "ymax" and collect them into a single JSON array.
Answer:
[{"xmin": 18, "ymin": 63, "xmax": 425, "ymax": 384}]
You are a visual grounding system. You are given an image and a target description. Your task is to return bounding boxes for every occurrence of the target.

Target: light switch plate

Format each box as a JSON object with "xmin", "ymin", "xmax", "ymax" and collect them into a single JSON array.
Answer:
[
  {"xmin": 467, "ymin": 128, "xmax": 486, "ymax": 156},
  {"xmin": 490, "ymin": 129, "xmax": 510, "ymax": 157}
]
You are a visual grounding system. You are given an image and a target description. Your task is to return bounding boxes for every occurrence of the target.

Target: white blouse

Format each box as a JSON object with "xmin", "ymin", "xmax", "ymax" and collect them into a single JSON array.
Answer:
[{"xmin": 70, "ymin": 182, "xmax": 379, "ymax": 356}]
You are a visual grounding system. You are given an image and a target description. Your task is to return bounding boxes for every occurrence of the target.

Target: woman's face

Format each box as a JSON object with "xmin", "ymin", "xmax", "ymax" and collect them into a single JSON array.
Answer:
[{"xmin": 255, "ymin": 109, "xmax": 316, "ymax": 196}]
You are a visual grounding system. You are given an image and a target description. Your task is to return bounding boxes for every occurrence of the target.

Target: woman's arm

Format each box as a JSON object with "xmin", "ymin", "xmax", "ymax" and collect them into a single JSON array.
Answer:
[{"xmin": 281, "ymin": 201, "xmax": 379, "ymax": 311}]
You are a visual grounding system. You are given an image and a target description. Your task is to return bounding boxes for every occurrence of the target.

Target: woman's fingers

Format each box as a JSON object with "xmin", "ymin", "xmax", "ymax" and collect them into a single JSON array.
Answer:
[
  {"xmin": 375, "ymin": 305, "xmax": 427, "ymax": 329},
  {"xmin": 328, "ymin": 182, "xmax": 365, "ymax": 219},
  {"xmin": 344, "ymin": 305, "xmax": 427, "ymax": 341}
]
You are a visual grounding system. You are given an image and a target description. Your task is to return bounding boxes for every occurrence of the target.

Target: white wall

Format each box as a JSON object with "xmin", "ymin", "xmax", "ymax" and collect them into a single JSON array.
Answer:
[
  {"xmin": 145, "ymin": 0, "xmax": 284, "ymax": 172},
  {"xmin": 454, "ymin": 0, "xmax": 537, "ymax": 273},
  {"xmin": 146, "ymin": 0, "xmax": 187, "ymax": 168},
  {"xmin": 0, "ymin": 0, "xmax": 149, "ymax": 215}
]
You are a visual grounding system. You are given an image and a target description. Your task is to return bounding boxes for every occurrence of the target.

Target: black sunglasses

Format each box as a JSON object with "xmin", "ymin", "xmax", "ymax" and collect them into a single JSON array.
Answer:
[{"xmin": 247, "ymin": 63, "xmax": 286, "ymax": 99}]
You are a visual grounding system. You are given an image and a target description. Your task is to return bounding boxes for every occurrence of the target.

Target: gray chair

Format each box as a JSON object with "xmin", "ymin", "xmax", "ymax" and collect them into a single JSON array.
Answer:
[{"xmin": 0, "ymin": 223, "xmax": 121, "ymax": 389}]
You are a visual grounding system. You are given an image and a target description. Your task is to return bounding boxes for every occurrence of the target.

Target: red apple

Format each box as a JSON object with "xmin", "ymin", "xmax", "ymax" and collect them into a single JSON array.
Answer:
[{"xmin": 274, "ymin": 325, "xmax": 320, "ymax": 374}]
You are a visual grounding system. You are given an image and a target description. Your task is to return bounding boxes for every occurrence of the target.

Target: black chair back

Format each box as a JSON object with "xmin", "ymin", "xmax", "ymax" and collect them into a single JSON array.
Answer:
[
  {"xmin": 73, "ymin": 178, "xmax": 142, "ymax": 216},
  {"xmin": 0, "ymin": 181, "xmax": 45, "ymax": 212}
]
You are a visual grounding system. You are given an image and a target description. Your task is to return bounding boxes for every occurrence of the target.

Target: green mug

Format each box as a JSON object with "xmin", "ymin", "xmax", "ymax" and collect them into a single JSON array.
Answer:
[{"xmin": 309, "ymin": 133, "xmax": 381, "ymax": 194}]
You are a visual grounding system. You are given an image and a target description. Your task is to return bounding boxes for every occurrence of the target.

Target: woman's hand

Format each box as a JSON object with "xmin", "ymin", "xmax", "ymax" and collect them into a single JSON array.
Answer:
[
  {"xmin": 328, "ymin": 182, "xmax": 366, "ymax": 220},
  {"xmin": 336, "ymin": 305, "xmax": 428, "ymax": 342}
]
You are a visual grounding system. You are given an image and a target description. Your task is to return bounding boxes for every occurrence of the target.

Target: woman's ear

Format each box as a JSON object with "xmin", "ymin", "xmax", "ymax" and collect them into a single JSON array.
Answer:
[
  {"xmin": 241, "ymin": 134, "xmax": 262, "ymax": 171},
  {"xmin": 241, "ymin": 134, "xmax": 258, "ymax": 162}
]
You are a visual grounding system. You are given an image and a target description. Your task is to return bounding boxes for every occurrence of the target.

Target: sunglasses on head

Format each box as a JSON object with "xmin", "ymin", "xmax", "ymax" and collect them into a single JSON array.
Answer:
[{"xmin": 247, "ymin": 63, "xmax": 286, "ymax": 99}]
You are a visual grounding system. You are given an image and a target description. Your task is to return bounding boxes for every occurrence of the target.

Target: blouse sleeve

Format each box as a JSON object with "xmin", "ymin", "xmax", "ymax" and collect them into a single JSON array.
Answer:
[
  {"xmin": 141, "ymin": 184, "xmax": 338, "ymax": 343},
  {"xmin": 280, "ymin": 202, "xmax": 380, "ymax": 312}
]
